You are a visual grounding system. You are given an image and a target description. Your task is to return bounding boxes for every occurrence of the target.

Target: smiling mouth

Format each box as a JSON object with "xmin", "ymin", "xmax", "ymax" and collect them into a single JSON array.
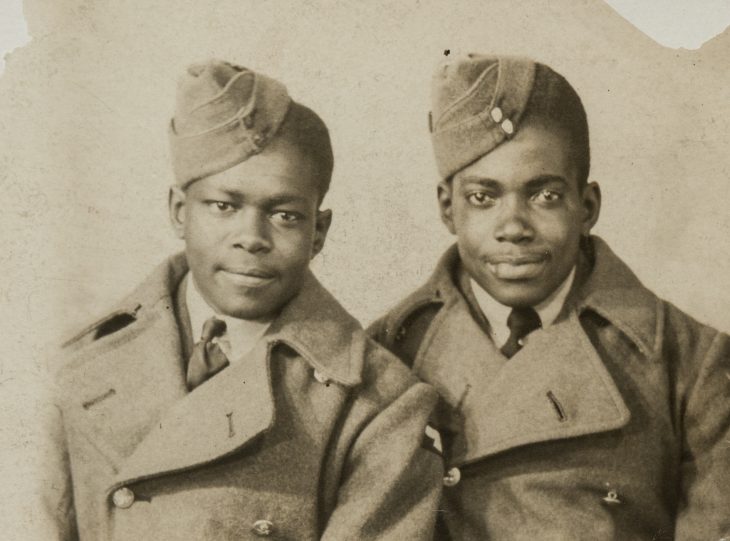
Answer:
[
  {"xmin": 220, "ymin": 268, "xmax": 276, "ymax": 288},
  {"xmin": 486, "ymin": 254, "xmax": 549, "ymax": 280}
]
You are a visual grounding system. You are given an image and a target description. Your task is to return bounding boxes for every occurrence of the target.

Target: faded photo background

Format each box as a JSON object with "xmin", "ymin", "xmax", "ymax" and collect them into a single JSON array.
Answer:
[{"xmin": 0, "ymin": 0, "xmax": 728, "ymax": 536}]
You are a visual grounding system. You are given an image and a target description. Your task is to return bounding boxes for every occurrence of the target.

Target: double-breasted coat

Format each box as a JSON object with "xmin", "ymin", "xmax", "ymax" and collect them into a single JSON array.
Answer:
[
  {"xmin": 41, "ymin": 254, "xmax": 444, "ymax": 540},
  {"xmin": 369, "ymin": 237, "xmax": 730, "ymax": 540}
]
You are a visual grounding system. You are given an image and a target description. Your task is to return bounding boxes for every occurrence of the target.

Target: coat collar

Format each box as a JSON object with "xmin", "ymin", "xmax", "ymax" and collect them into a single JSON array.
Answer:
[
  {"xmin": 263, "ymin": 268, "xmax": 365, "ymax": 387},
  {"xmin": 57, "ymin": 253, "xmax": 365, "ymax": 492},
  {"xmin": 416, "ymin": 296, "xmax": 631, "ymax": 465},
  {"xmin": 396, "ymin": 236, "xmax": 663, "ymax": 464},
  {"xmin": 83, "ymin": 252, "xmax": 365, "ymax": 386},
  {"xmin": 573, "ymin": 237, "xmax": 660, "ymax": 357},
  {"xmin": 405, "ymin": 236, "xmax": 660, "ymax": 358}
]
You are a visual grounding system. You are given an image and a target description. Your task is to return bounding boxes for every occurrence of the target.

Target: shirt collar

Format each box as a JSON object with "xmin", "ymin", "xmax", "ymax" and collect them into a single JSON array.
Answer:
[
  {"xmin": 470, "ymin": 267, "xmax": 575, "ymax": 346},
  {"xmin": 401, "ymin": 236, "xmax": 659, "ymax": 357},
  {"xmin": 83, "ymin": 253, "xmax": 366, "ymax": 386},
  {"xmin": 185, "ymin": 265, "xmax": 365, "ymax": 386},
  {"xmin": 185, "ymin": 272, "xmax": 272, "ymax": 363}
]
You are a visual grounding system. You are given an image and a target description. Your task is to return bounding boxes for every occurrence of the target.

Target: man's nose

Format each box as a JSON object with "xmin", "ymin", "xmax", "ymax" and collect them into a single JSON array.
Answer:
[
  {"xmin": 493, "ymin": 197, "xmax": 534, "ymax": 243},
  {"xmin": 231, "ymin": 209, "xmax": 272, "ymax": 253}
]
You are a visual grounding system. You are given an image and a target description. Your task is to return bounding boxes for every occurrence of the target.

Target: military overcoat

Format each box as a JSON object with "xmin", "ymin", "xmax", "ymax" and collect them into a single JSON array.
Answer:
[
  {"xmin": 369, "ymin": 237, "xmax": 730, "ymax": 540},
  {"xmin": 42, "ymin": 254, "xmax": 444, "ymax": 540}
]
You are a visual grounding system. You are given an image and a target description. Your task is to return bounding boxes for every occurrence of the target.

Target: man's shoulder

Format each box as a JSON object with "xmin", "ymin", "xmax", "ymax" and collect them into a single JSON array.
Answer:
[
  {"xmin": 585, "ymin": 237, "xmax": 726, "ymax": 357},
  {"xmin": 368, "ymin": 281, "xmax": 441, "ymax": 337},
  {"xmin": 60, "ymin": 299, "xmax": 143, "ymax": 355},
  {"xmin": 351, "ymin": 332, "xmax": 437, "ymax": 412},
  {"xmin": 53, "ymin": 254, "xmax": 187, "ymax": 373},
  {"xmin": 366, "ymin": 248, "xmax": 460, "ymax": 365},
  {"xmin": 660, "ymin": 298, "xmax": 727, "ymax": 358},
  {"xmin": 359, "ymin": 334, "xmax": 420, "ymax": 391}
]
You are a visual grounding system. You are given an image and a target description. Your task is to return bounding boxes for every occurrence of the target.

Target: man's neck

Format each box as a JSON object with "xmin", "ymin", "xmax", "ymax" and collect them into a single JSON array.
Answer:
[
  {"xmin": 470, "ymin": 268, "xmax": 576, "ymax": 347},
  {"xmin": 185, "ymin": 273, "xmax": 273, "ymax": 362}
]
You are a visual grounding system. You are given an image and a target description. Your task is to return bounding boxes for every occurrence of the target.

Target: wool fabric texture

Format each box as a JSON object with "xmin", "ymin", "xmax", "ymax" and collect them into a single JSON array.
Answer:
[
  {"xmin": 169, "ymin": 59, "xmax": 334, "ymax": 193},
  {"xmin": 429, "ymin": 54, "xmax": 536, "ymax": 179}
]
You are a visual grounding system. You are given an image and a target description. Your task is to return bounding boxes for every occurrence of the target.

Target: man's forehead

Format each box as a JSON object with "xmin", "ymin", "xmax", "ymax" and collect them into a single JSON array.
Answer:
[
  {"xmin": 453, "ymin": 124, "xmax": 576, "ymax": 184},
  {"xmin": 192, "ymin": 172, "xmax": 316, "ymax": 202},
  {"xmin": 456, "ymin": 174, "xmax": 569, "ymax": 187}
]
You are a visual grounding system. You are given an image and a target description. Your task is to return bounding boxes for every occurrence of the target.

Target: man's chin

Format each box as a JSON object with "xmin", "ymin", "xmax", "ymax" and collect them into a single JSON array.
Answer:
[
  {"xmin": 215, "ymin": 291, "xmax": 295, "ymax": 321},
  {"xmin": 480, "ymin": 279, "xmax": 553, "ymax": 308},
  {"xmin": 220, "ymin": 306, "xmax": 277, "ymax": 321}
]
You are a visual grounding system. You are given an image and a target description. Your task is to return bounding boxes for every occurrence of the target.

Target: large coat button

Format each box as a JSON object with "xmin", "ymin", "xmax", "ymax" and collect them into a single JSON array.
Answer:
[
  {"xmin": 252, "ymin": 519, "xmax": 274, "ymax": 536},
  {"xmin": 111, "ymin": 487, "xmax": 135, "ymax": 509},
  {"xmin": 603, "ymin": 490, "xmax": 621, "ymax": 505},
  {"xmin": 443, "ymin": 466, "xmax": 461, "ymax": 487}
]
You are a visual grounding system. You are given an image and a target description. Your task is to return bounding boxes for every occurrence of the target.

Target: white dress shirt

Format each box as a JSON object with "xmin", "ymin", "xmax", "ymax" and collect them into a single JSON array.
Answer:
[
  {"xmin": 185, "ymin": 273, "xmax": 272, "ymax": 363},
  {"xmin": 471, "ymin": 267, "xmax": 576, "ymax": 349}
]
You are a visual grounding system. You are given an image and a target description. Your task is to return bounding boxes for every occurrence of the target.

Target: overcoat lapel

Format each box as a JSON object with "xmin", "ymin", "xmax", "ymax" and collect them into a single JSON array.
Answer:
[
  {"xmin": 109, "ymin": 339, "xmax": 274, "ymax": 493},
  {"xmin": 61, "ymin": 254, "xmax": 274, "ymax": 487},
  {"xmin": 382, "ymin": 237, "xmax": 662, "ymax": 468},
  {"xmin": 60, "ymin": 283, "xmax": 189, "ymax": 473},
  {"xmin": 60, "ymin": 256, "xmax": 363, "ymax": 495},
  {"xmin": 415, "ymin": 256, "xmax": 631, "ymax": 466}
]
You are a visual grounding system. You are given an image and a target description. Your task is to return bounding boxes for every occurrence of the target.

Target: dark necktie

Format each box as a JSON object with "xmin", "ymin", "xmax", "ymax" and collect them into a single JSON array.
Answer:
[
  {"xmin": 186, "ymin": 317, "xmax": 230, "ymax": 390},
  {"xmin": 500, "ymin": 307, "xmax": 542, "ymax": 358}
]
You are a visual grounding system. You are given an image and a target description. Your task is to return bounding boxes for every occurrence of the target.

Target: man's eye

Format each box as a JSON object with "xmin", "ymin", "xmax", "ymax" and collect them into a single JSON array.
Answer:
[
  {"xmin": 209, "ymin": 201, "xmax": 235, "ymax": 213},
  {"xmin": 271, "ymin": 211, "xmax": 301, "ymax": 224},
  {"xmin": 466, "ymin": 192, "xmax": 495, "ymax": 207},
  {"xmin": 534, "ymin": 189, "xmax": 562, "ymax": 203}
]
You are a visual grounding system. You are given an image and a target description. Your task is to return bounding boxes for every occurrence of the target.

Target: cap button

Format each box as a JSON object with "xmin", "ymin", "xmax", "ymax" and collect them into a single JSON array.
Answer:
[
  {"xmin": 443, "ymin": 466, "xmax": 461, "ymax": 487},
  {"xmin": 490, "ymin": 107, "xmax": 503, "ymax": 123},
  {"xmin": 252, "ymin": 519, "xmax": 274, "ymax": 536},
  {"xmin": 111, "ymin": 487, "xmax": 135, "ymax": 509},
  {"xmin": 313, "ymin": 369, "xmax": 331, "ymax": 385},
  {"xmin": 501, "ymin": 119, "xmax": 514, "ymax": 135}
]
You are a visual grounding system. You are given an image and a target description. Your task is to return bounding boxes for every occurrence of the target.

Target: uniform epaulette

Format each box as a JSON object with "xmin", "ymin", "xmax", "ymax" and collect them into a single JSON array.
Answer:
[{"xmin": 61, "ymin": 303, "xmax": 142, "ymax": 351}]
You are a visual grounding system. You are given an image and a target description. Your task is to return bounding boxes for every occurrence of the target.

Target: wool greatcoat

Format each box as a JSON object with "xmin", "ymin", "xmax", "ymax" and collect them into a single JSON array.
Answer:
[
  {"xmin": 369, "ymin": 236, "xmax": 730, "ymax": 540},
  {"xmin": 41, "ymin": 253, "xmax": 444, "ymax": 541}
]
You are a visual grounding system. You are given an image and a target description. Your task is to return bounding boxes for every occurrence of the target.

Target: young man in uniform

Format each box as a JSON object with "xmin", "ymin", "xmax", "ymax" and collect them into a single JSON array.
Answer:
[
  {"xmin": 42, "ymin": 59, "xmax": 444, "ymax": 540},
  {"xmin": 369, "ymin": 54, "xmax": 730, "ymax": 539}
]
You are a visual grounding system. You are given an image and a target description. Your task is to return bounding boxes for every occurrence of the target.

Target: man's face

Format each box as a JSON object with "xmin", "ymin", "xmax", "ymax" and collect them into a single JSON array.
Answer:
[
  {"xmin": 439, "ymin": 124, "xmax": 600, "ymax": 307},
  {"xmin": 169, "ymin": 139, "xmax": 331, "ymax": 320}
]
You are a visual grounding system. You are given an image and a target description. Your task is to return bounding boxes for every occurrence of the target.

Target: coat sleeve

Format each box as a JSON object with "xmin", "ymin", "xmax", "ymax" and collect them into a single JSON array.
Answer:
[
  {"xmin": 321, "ymin": 381, "xmax": 444, "ymax": 541},
  {"xmin": 675, "ymin": 330, "xmax": 730, "ymax": 539},
  {"xmin": 36, "ymin": 378, "xmax": 79, "ymax": 541}
]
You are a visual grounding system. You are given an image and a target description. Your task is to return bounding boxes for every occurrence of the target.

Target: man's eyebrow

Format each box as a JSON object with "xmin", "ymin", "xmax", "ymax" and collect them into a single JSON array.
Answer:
[
  {"xmin": 524, "ymin": 175, "xmax": 567, "ymax": 190},
  {"xmin": 210, "ymin": 189, "xmax": 309, "ymax": 206},
  {"xmin": 262, "ymin": 194, "xmax": 310, "ymax": 206},
  {"xmin": 457, "ymin": 177, "xmax": 503, "ymax": 189}
]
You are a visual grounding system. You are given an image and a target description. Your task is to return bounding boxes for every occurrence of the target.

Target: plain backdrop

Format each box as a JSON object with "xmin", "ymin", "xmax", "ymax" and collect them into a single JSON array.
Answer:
[{"xmin": 0, "ymin": 0, "xmax": 728, "ymax": 536}]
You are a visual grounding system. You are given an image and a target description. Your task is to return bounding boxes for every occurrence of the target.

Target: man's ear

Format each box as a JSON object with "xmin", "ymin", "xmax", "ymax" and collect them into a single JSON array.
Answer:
[
  {"xmin": 437, "ymin": 181, "xmax": 456, "ymax": 235},
  {"xmin": 312, "ymin": 209, "xmax": 333, "ymax": 257},
  {"xmin": 581, "ymin": 181, "xmax": 601, "ymax": 235},
  {"xmin": 168, "ymin": 186, "xmax": 187, "ymax": 239}
]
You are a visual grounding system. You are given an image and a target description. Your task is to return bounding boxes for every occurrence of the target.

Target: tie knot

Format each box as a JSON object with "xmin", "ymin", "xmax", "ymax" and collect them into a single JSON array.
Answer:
[
  {"xmin": 506, "ymin": 307, "xmax": 541, "ymax": 339},
  {"xmin": 200, "ymin": 316, "xmax": 227, "ymax": 343}
]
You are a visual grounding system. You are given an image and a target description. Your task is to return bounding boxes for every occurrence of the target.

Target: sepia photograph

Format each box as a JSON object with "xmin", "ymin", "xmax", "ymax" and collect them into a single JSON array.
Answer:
[{"xmin": 0, "ymin": 0, "xmax": 728, "ymax": 539}]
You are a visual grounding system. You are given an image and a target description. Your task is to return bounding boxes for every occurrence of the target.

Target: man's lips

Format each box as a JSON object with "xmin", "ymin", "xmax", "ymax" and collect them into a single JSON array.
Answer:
[
  {"xmin": 486, "ymin": 253, "xmax": 549, "ymax": 280},
  {"xmin": 219, "ymin": 267, "xmax": 276, "ymax": 288}
]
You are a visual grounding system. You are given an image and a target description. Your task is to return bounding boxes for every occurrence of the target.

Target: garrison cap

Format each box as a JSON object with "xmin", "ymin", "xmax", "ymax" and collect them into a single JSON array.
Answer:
[
  {"xmin": 169, "ymin": 60, "xmax": 293, "ymax": 187},
  {"xmin": 429, "ymin": 54, "xmax": 537, "ymax": 179}
]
